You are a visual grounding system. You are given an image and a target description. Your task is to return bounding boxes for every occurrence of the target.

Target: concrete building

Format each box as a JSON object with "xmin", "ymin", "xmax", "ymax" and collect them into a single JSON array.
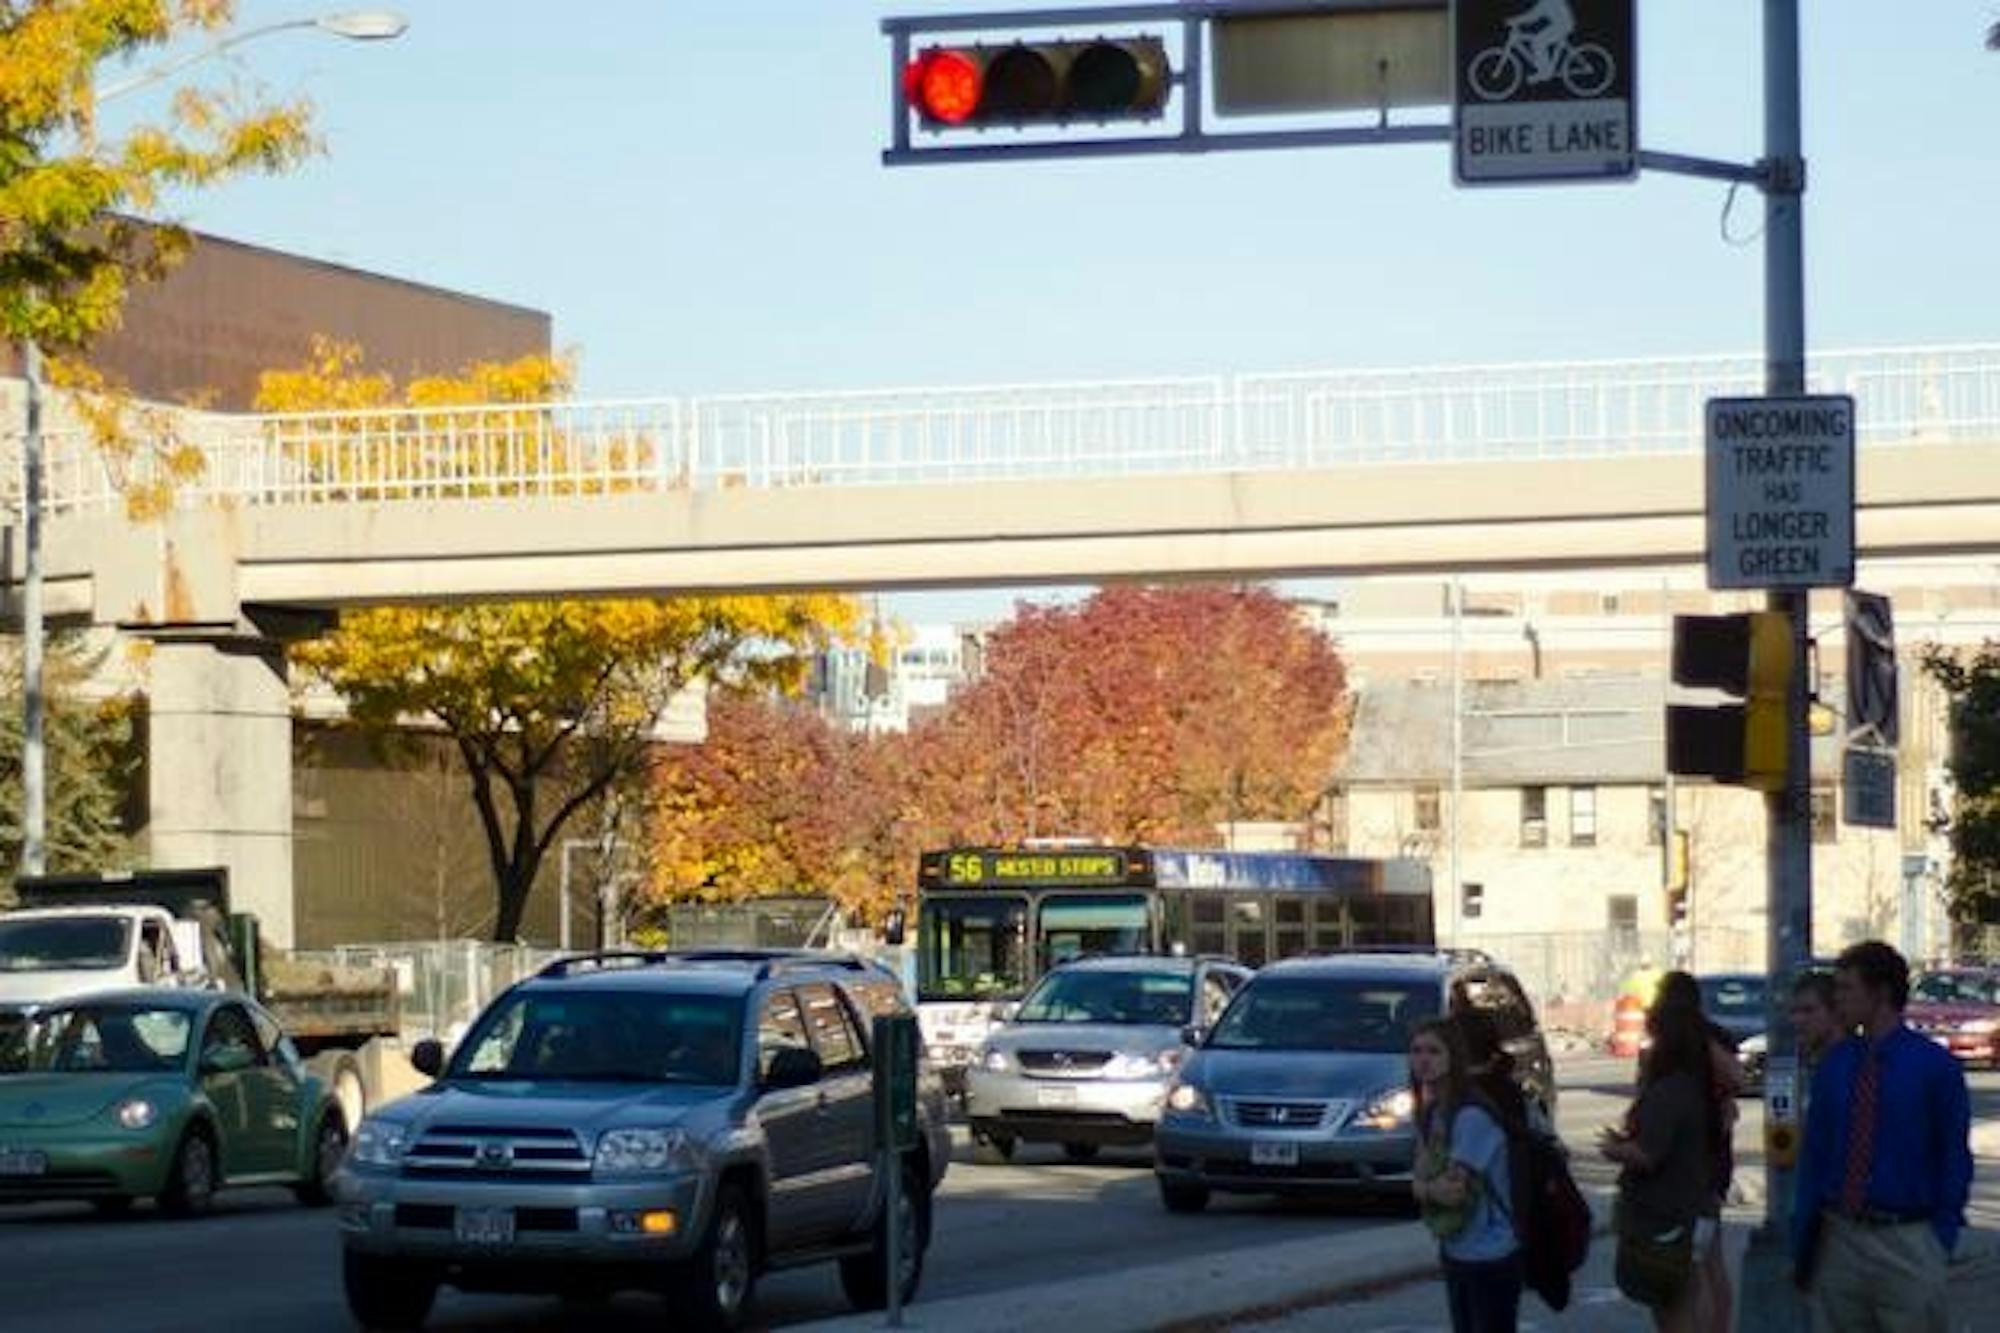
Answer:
[{"xmin": 812, "ymin": 623, "xmax": 982, "ymax": 734}]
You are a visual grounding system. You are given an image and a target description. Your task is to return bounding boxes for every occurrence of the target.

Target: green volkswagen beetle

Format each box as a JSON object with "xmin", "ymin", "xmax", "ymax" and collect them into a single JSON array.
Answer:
[{"xmin": 0, "ymin": 988, "xmax": 347, "ymax": 1216}]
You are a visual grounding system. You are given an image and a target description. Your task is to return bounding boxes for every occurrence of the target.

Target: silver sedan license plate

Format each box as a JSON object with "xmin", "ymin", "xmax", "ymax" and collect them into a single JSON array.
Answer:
[
  {"xmin": 454, "ymin": 1206, "xmax": 515, "ymax": 1245},
  {"xmin": 1250, "ymin": 1141, "xmax": 1299, "ymax": 1167},
  {"xmin": 0, "ymin": 1148, "xmax": 48, "ymax": 1177}
]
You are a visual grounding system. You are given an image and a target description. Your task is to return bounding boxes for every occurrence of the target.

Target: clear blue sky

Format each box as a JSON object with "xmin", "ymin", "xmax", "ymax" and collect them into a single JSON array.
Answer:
[{"xmin": 142, "ymin": 2, "xmax": 2000, "ymax": 619}]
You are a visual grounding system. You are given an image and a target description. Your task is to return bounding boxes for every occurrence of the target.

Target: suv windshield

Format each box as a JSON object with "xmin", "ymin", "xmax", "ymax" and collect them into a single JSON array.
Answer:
[
  {"xmin": 1016, "ymin": 968, "xmax": 1190, "ymax": 1025},
  {"xmin": 1207, "ymin": 977, "xmax": 1439, "ymax": 1053},
  {"xmin": 1912, "ymin": 971, "xmax": 2000, "ymax": 1005},
  {"xmin": 0, "ymin": 918, "xmax": 131, "ymax": 973},
  {"xmin": 450, "ymin": 991, "xmax": 743, "ymax": 1085},
  {"xmin": 0, "ymin": 1004, "xmax": 192, "ymax": 1074}
]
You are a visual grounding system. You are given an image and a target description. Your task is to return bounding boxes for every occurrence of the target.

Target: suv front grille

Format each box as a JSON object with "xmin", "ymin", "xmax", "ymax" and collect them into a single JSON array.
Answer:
[
  {"xmin": 1017, "ymin": 1050, "xmax": 1112, "ymax": 1077},
  {"xmin": 401, "ymin": 1125, "xmax": 590, "ymax": 1179},
  {"xmin": 1225, "ymin": 1098, "xmax": 1344, "ymax": 1131}
]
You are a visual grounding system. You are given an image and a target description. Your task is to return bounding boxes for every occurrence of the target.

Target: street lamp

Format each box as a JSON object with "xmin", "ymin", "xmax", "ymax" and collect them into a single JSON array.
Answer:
[{"xmin": 14, "ymin": 10, "xmax": 409, "ymax": 877}]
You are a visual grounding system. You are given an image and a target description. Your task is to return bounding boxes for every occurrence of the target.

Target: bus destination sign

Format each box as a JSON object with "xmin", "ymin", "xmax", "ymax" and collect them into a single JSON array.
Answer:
[{"xmin": 934, "ymin": 850, "xmax": 1132, "ymax": 887}]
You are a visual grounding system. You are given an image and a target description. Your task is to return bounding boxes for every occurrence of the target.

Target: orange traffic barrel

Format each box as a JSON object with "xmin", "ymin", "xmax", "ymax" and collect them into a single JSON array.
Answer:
[{"xmin": 1609, "ymin": 993, "xmax": 1647, "ymax": 1058}]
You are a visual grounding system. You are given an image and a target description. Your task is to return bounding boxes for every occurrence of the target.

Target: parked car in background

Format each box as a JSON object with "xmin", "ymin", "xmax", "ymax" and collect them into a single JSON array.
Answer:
[
  {"xmin": 0, "ymin": 989, "xmax": 347, "ymax": 1216},
  {"xmin": 336, "ymin": 950, "xmax": 950, "ymax": 1332},
  {"xmin": 1152, "ymin": 950, "xmax": 1553, "ymax": 1213},
  {"xmin": 1907, "ymin": 967, "xmax": 2000, "ymax": 1069},
  {"xmin": 1697, "ymin": 972, "xmax": 1768, "ymax": 1094},
  {"xmin": 966, "ymin": 954, "xmax": 1250, "ymax": 1162}
]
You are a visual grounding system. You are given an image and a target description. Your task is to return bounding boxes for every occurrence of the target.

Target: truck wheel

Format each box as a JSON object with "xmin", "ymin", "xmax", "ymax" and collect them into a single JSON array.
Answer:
[
  {"xmin": 310, "ymin": 1052, "xmax": 369, "ymax": 1135},
  {"xmin": 973, "ymin": 1132, "xmax": 1015, "ymax": 1165},
  {"xmin": 670, "ymin": 1183, "xmax": 759, "ymax": 1331},
  {"xmin": 159, "ymin": 1127, "xmax": 217, "ymax": 1217},
  {"xmin": 839, "ymin": 1161, "xmax": 928, "ymax": 1312},
  {"xmin": 294, "ymin": 1110, "xmax": 348, "ymax": 1207},
  {"xmin": 343, "ymin": 1251, "xmax": 438, "ymax": 1330}
]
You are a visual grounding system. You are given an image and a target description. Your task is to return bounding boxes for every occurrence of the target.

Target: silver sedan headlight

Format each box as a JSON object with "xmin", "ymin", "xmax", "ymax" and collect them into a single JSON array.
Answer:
[
  {"xmin": 594, "ymin": 1128, "xmax": 700, "ymax": 1176},
  {"xmin": 350, "ymin": 1119, "xmax": 409, "ymax": 1168}
]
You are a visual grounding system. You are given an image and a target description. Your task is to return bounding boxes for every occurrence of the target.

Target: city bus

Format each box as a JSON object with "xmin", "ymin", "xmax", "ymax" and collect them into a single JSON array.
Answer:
[{"xmin": 910, "ymin": 843, "xmax": 1434, "ymax": 1083}]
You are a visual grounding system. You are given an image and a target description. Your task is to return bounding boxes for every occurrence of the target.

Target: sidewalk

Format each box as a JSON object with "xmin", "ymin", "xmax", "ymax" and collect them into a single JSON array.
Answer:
[{"xmin": 1223, "ymin": 1224, "xmax": 2000, "ymax": 1332}]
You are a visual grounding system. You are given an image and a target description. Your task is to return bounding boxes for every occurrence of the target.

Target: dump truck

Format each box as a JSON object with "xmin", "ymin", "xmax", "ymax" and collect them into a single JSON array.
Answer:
[{"xmin": 2, "ymin": 868, "xmax": 410, "ymax": 1131}]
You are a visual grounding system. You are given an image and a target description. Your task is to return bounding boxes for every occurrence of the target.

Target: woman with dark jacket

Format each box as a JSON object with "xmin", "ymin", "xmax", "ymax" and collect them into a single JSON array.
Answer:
[{"xmin": 1600, "ymin": 994, "xmax": 1721, "ymax": 1332}]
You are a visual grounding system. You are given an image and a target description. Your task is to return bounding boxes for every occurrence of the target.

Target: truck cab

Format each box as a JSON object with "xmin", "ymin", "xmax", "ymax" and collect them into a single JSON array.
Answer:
[{"xmin": 0, "ymin": 904, "xmax": 208, "ymax": 1010}]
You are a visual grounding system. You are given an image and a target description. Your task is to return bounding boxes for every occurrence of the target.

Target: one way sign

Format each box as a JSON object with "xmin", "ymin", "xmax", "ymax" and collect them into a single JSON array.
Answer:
[{"xmin": 1453, "ymin": 0, "xmax": 1637, "ymax": 185}]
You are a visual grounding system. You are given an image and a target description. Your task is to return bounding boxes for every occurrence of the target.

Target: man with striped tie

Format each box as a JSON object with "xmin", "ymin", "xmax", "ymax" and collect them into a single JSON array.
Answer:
[{"xmin": 1792, "ymin": 941, "xmax": 1973, "ymax": 1332}]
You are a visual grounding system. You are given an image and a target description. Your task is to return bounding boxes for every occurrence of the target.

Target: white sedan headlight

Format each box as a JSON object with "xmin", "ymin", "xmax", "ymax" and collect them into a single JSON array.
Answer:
[
  {"xmin": 1103, "ymin": 1049, "xmax": 1183, "ymax": 1080},
  {"xmin": 594, "ymin": 1128, "xmax": 700, "ymax": 1176},
  {"xmin": 1352, "ymin": 1087, "xmax": 1416, "ymax": 1132},
  {"xmin": 116, "ymin": 1098, "xmax": 157, "ymax": 1131},
  {"xmin": 350, "ymin": 1119, "xmax": 409, "ymax": 1168}
]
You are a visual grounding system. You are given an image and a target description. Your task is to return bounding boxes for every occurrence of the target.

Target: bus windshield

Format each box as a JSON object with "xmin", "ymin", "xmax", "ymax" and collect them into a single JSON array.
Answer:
[{"xmin": 918, "ymin": 896, "xmax": 1029, "ymax": 1001}]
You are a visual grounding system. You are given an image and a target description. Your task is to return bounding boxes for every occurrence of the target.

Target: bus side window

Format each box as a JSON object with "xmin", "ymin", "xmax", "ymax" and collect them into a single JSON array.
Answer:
[{"xmin": 1190, "ymin": 894, "xmax": 1227, "ymax": 958}]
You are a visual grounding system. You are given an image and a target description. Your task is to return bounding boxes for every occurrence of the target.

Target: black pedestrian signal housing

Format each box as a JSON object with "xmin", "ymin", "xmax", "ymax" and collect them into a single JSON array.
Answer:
[
  {"xmin": 904, "ymin": 38, "xmax": 1171, "ymax": 127},
  {"xmin": 1666, "ymin": 612, "xmax": 1793, "ymax": 791}
]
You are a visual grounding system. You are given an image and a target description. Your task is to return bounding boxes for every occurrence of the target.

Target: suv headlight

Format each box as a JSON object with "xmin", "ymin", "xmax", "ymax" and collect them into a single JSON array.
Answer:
[
  {"xmin": 1352, "ymin": 1087, "xmax": 1416, "ymax": 1132},
  {"xmin": 1164, "ymin": 1081, "xmax": 1211, "ymax": 1119},
  {"xmin": 594, "ymin": 1128, "xmax": 700, "ymax": 1176},
  {"xmin": 979, "ymin": 1045, "xmax": 1013, "ymax": 1074},
  {"xmin": 1103, "ymin": 1049, "xmax": 1183, "ymax": 1080},
  {"xmin": 350, "ymin": 1119, "xmax": 409, "ymax": 1168},
  {"xmin": 1958, "ymin": 1018, "xmax": 1997, "ymax": 1034}
]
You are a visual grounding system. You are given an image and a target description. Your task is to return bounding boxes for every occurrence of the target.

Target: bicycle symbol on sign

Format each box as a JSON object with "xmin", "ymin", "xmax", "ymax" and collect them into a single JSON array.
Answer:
[{"xmin": 1467, "ymin": 0, "xmax": 1616, "ymax": 102}]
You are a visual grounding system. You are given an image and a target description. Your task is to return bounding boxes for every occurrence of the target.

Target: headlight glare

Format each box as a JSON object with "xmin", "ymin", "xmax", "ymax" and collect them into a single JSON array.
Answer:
[
  {"xmin": 594, "ymin": 1128, "xmax": 698, "ymax": 1175},
  {"xmin": 1165, "ymin": 1081, "xmax": 1210, "ymax": 1118},
  {"xmin": 1353, "ymin": 1087, "xmax": 1416, "ymax": 1131},
  {"xmin": 1959, "ymin": 1018, "xmax": 1997, "ymax": 1034},
  {"xmin": 350, "ymin": 1119, "xmax": 409, "ymax": 1168},
  {"xmin": 116, "ymin": 1098, "xmax": 156, "ymax": 1130}
]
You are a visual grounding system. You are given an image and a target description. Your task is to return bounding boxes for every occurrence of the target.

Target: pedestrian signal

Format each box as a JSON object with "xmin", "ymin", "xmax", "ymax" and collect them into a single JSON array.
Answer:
[
  {"xmin": 1666, "ymin": 612, "xmax": 1794, "ymax": 791},
  {"xmin": 903, "ymin": 38, "xmax": 1171, "ymax": 128}
]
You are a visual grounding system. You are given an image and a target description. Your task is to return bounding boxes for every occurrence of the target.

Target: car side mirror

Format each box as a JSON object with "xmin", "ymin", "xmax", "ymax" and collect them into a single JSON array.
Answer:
[
  {"xmin": 411, "ymin": 1038, "xmax": 445, "ymax": 1079},
  {"xmin": 882, "ymin": 909, "xmax": 907, "ymax": 947},
  {"xmin": 763, "ymin": 1046, "xmax": 823, "ymax": 1091},
  {"xmin": 1181, "ymin": 1025, "xmax": 1204, "ymax": 1047}
]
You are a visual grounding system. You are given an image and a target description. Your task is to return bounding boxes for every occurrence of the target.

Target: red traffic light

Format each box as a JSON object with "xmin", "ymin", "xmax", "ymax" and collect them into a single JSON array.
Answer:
[{"xmin": 902, "ymin": 37, "xmax": 1170, "ymax": 129}]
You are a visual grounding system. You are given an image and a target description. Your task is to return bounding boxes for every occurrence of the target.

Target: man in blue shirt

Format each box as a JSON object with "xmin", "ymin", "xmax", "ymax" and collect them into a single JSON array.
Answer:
[{"xmin": 1791, "ymin": 941, "xmax": 1972, "ymax": 1332}]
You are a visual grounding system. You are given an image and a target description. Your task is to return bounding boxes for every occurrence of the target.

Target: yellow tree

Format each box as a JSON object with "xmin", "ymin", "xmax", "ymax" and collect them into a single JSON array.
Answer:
[
  {"xmin": 1, "ymin": 2, "xmax": 316, "ymax": 351},
  {"xmin": 269, "ymin": 345, "xmax": 860, "ymax": 942}
]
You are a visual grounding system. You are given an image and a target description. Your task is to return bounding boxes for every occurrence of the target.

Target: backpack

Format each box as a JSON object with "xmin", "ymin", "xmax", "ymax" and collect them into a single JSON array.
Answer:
[{"xmin": 1473, "ymin": 1091, "xmax": 1593, "ymax": 1312}]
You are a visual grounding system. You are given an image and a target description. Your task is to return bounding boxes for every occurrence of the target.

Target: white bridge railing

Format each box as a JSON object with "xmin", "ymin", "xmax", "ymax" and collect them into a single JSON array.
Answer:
[{"xmin": 7, "ymin": 345, "xmax": 1998, "ymax": 516}]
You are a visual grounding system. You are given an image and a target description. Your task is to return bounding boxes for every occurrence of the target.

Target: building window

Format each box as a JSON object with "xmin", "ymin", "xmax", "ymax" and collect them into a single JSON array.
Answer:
[
  {"xmin": 1414, "ymin": 785, "xmax": 1441, "ymax": 832},
  {"xmin": 1520, "ymin": 787, "xmax": 1548, "ymax": 848},
  {"xmin": 1461, "ymin": 882, "xmax": 1484, "ymax": 921},
  {"xmin": 1811, "ymin": 785, "xmax": 1838, "ymax": 843},
  {"xmin": 1648, "ymin": 786, "xmax": 1666, "ymax": 846},
  {"xmin": 1569, "ymin": 786, "xmax": 1597, "ymax": 847},
  {"xmin": 1608, "ymin": 894, "xmax": 1639, "ymax": 945}
]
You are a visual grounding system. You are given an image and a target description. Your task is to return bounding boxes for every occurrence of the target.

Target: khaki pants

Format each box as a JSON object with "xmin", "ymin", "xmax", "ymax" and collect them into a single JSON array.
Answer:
[{"xmin": 1811, "ymin": 1214, "xmax": 1948, "ymax": 1333}]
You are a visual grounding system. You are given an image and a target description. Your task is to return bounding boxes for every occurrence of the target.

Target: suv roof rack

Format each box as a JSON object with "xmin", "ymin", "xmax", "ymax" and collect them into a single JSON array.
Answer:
[
  {"xmin": 1303, "ymin": 945, "xmax": 1494, "ymax": 965},
  {"xmin": 534, "ymin": 948, "xmax": 883, "ymax": 983}
]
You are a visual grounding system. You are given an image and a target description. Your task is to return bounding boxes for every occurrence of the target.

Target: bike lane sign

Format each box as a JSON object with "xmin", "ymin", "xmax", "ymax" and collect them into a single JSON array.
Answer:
[{"xmin": 1453, "ymin": 0, "xmax": 1636, "ymax": 185}]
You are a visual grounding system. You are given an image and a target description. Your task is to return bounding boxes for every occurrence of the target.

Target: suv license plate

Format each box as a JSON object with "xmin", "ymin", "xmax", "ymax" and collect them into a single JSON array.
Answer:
[
  {"xmin": 1036, "ymin": 1086, "xmax": 1078, "ymax": 1108},
  {"xmin": 1251, "ymin": 1141, "xmax": 1299, "ymax": 1167},
  {"xmin": 0, "ymin": 1148, "xmax": 47, "ymax": 1177},
  {"xmin": 454, "ymin": 1206, "xmax": 515, "ymax": 1245}
]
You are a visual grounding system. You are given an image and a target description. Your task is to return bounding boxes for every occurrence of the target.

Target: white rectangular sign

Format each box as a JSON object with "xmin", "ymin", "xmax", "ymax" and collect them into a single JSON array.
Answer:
[
  {"xmin": 1457, "ymin": 100, "xmax": 1633, "ymax": 181},
  {"xmin": 1705, "ymin": 395, "xmax": 1856, "ymax": 590}
]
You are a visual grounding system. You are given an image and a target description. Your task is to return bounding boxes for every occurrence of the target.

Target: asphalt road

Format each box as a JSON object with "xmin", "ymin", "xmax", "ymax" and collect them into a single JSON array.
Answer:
[{"xmin": 1, "ymin": 1058, "xmax": 1991, "ymax": 1333}]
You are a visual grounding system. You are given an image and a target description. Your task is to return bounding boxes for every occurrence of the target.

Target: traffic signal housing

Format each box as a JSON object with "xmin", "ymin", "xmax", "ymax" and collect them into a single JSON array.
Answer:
[
  {"xmin": 903, "ymin": 37, "xmax": 1171, "ymax": 128},
  {"xmin": 1666, "ymin": 612, "xmax": 1794, "ymax": 791}
]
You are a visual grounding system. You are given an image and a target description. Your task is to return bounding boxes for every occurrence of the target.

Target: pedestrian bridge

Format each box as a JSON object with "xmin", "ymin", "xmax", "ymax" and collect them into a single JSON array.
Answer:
[
  {"xmin": 10, "ymin": 343, "xmax": 2000, "ymax": 626},
  {"xmin": 4, "ymin": 342, "xmax": 1998, "ymax": 947}
]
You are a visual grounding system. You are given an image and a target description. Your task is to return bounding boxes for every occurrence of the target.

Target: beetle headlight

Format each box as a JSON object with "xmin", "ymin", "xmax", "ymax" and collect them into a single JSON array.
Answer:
[
  {"xmin": 594, "ymin": 1128, "xmax": 700, "ymax": 1176},
  {"xmin": 1352, "ymin": 1087, "xmax": 1416, "ymax": 1132},
  {"xmin": 116, "ymin": 1098, "xmax": 157, "ymax": 1131},
  {"xmin": 350, "ymin": 1119, "xmax": 409, "ymax": 1168}
]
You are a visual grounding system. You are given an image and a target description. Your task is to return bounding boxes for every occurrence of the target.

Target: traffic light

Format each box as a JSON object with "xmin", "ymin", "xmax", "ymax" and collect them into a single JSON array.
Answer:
[
  {"xmin": 1665, "ymin": 831, "xmax": 1690, "ymax": 929},
  {"xmin": 903, "ymin": 37, "xmax": 1171, "ymax": 128},
  {"xmin": 1666, "ymin": 612, "xmax": 1794, "ymax": 791}
]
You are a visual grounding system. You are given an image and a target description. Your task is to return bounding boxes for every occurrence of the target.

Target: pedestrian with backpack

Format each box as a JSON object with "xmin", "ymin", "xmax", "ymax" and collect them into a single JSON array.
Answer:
[{"xmin": 1409, "ymin": 1017, "xmax": 1521, "ymax": 1333}]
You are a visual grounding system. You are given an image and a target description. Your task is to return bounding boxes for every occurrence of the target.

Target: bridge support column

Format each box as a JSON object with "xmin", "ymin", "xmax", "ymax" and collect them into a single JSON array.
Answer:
[{"xmin": 145, "ymin": 634, "xmax": 296, "ymax": 948}]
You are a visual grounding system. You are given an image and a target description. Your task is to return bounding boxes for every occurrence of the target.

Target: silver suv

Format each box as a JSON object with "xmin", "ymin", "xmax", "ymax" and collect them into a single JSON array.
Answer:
[
  {"xmin": 966, "ymin": 955, "xmax": 1249, "ymax": 1161},
  {"xmin": 334, "ymin": 950, "xmax": 950, "ymax": 1331}
]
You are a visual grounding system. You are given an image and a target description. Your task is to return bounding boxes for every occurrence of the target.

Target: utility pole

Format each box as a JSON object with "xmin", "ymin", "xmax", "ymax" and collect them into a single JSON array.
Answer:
[
  {"xmin": 1739, "ymin": 1, "xmax": 1813, "ymax": 1327},
  {"xmin": 19, "ymin": 337, "xmax": 45, "ymax": 878}
]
